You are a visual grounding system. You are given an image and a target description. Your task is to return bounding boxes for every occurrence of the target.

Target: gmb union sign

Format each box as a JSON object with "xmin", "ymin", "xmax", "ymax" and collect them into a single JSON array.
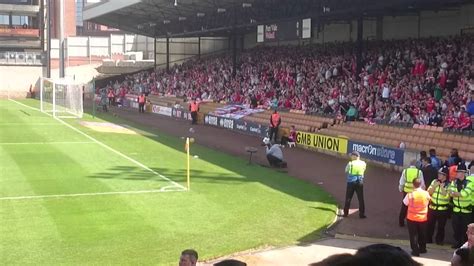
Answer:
[{"xmin": 296, "ymin": 131, "xmax": 348, "ymax": 154}]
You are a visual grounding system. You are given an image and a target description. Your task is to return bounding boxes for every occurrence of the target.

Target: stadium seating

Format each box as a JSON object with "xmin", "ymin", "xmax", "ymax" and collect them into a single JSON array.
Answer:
[{"xmin": 320, "ymin": 122, "xmax": 474, "ymax": 161}]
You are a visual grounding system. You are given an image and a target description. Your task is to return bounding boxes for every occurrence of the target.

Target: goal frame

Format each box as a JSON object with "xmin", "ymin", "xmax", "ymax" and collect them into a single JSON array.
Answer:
[{"xmin": 40, "ymin": 77, "xmax": 84, "ymax": 119}]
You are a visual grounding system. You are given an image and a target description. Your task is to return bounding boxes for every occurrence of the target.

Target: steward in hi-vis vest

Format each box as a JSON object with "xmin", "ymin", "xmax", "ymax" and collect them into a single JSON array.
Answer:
[
  {"xmin": 268, "ymin": 110, "xmax": 281, "ymax": 143},
  {"xmin": 399, "ymin": 161, "xmax": 425, "ymax": 227},
  {"xmin": 138, "ymin": 93, "xmax": 146, "ymax": 113},
  {"xmin": 189, "ymin": 99, "xmax": 199, "ymax": 125},
  {"xmin": 343, "ymin": 151, "xmax": 367, "ymax": 219},
  {"xmin": 403, "ymin": 178, "xmax": 430, "ymax": 257}
]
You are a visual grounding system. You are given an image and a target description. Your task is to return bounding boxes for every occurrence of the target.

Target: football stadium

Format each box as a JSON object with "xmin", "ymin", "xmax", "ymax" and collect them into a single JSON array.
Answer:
[{"xmin": 1, "ymin": 0, "xmax": 474, "ymax": 265}]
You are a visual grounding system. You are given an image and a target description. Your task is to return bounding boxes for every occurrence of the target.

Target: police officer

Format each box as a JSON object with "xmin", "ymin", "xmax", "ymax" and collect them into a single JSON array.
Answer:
[
  {"xmin": 449, "ymin": 162, "xmax": 473, "ymax": 248},
  {"xmin": 467, "ymin": 162, "xmax": 474, "ymax": 223},
  {"xmin": 399, "ymin": 160, "xmax": 425, "ymax": 227},
  {"xmin": 343, "ymin": 151, "xmax": 367, "ymax": 218},
  {"xmin": 427, "ymin": 166, "xmax": 450, "ymax": 245}
]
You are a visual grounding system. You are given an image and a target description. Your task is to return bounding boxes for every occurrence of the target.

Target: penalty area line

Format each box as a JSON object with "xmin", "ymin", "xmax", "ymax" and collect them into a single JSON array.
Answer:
[{"xmin": 0, "ymin": 187, "xmax": 187, "ymax": 201}]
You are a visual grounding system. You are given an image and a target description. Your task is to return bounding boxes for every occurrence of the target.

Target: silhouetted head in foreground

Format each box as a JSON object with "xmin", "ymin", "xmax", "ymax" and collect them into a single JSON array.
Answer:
[
  {"xmin": 213, "ymin": 259, "xmax": 247, "ymax": 266},
  {"xmin": 310, "ymin": 244, "xmax": 421, "ymax": 266}
]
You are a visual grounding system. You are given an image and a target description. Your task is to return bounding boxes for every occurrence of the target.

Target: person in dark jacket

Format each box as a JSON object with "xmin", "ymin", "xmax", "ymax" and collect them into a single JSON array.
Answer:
[{"xmin": 422, "ymin": 157, "xmax": 438, "ymax": 188}]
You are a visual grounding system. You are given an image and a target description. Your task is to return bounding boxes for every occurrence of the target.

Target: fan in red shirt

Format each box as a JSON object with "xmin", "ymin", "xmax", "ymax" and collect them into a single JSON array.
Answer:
[
  {"xmin": 456, "ymin": 111, "xmax": 472, "ymax": 131},
  {"xmin": 444, "ymin": 111, "xmax": 456, "ymax": 129},
  {"xmin": 426, "ymin": 97, "xmax": 436, "ymax": 113}
]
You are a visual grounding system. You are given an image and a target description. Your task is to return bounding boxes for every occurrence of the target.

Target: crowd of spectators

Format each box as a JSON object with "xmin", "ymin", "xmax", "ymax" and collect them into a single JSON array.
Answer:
[{"xmin": 103, "ymin": 34, "xmax": 474, "ymax": 130}]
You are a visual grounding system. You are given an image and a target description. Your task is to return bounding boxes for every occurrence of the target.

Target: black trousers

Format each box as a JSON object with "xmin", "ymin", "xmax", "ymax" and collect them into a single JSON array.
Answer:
[
  {"xmin": 267, "ymin": 154, "xmax": 282, "ymax": 167},
  {"xmin": 426, "ymin": 208, "xmax": 448, "ymax": 244},
  {"xmin": 452, "ymin": 212, "xmax": 471, "ymax": 247},
  {"xmin": 139, "ymin": 103, "xmax": 145, "ymax": 113},
  {"xmin": 269, "ymin": 127, "xmax": 279, "ymax": 142},
  {"xmin": 399, "ymin": 192, "xmax": 408, "ymax": 226},
  {"xmin": 343, "ymin": 181, "xmax": 365, "ymax": 217},
  {"xmin": 191, "ymin": 111, "xmax": 198, "ymax": 124},
  {"xmin": 407, "ymin": 219, "xmax": 427, "ymax": 254}
]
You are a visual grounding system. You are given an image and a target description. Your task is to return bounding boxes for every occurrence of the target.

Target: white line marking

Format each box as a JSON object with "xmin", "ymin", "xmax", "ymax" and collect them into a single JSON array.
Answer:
[
  {"xmin": 8, "ymin": 99, "xmax": 187, "ymax": 191},
  {"xmin": 0, "ymin": 188, "xmax": 187, "ymax": 201},
  {"xmin": 0, "ymin": 123, "xmax": 60, "ymax": 126},
  {"xmin": 8, "ymin": 99, "xmax": 52, "ymax": 116},
  {"xmin": 0, "ymin": 141, "xmax": 95, "ymax": 145}
]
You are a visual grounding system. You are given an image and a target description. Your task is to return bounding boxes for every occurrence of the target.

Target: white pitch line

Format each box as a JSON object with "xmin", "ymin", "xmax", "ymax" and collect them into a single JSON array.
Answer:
[
  {"xmin": 8, "ymin": 99, "xmax": 52, "ymax": 116},
  {"xmin": 8, "ymin": 99, "xmax": 187, "ymax": 191},
  {"xmin": 0, "ymin": 123, "xmax": 60, "ymax": 126},
  {"xmin": 0, "ymin": 188, "xmax": 187, "ymax": 201},
  {"xmin": 0, "ymin": 141, "xmax": 95, "ymax": 145}
]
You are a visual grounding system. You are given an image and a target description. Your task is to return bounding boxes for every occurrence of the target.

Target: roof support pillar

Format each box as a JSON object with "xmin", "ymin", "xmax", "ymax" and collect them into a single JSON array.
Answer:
[
  {"xmin": 166, "ymin": 37, "xmax": 170, "ymax": 72},
  {"xmin": 232, "ymin": 35, "xmax": 237, "ymax": 78},
  {"xmin": 356, "ymin": 15, "xmax": 363, "ymax": 81},
  {"xmin": 198, "ymin": 37, "xmax": 201, "ymax": 59},
  {"xmin": 154, "ymin": 36, "xmax": 157, "ymax": 69}
]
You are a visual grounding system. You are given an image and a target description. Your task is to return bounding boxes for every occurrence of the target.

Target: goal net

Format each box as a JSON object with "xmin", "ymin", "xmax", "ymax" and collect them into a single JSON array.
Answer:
[{"xmin": 40, "ymin": 77, "xmax": 84, "ymax": 118}]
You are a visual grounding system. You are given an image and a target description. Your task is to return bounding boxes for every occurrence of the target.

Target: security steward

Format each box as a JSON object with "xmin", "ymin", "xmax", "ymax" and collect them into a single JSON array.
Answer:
[
  {"xmin": 343, "ymin": 151, "xmax": 367, "ymax": 218},
  {"xmin": 189, "ymin": 99, "xmax": 199, "ymax": 125},
  {"xmin": 449, "ymin": 162, "xmax": 473, "ymax": 248},
  {"xmin": 138, "ymin": 93, "xmax": 146, "ymax": 113},
  {"xmin": 399, "ymin": 160, "xmax": 425, "ymax": 227},
  {"xmin": 403, "ymin": 178, "xmax": 430, "ymax": 257},
  {"xmin": 426, "ymin": 166, "xmax": 450, "ymax": 245},
  {"xmin": 269, "ymin": 110, "xmax": 281, "ymax": 143}
]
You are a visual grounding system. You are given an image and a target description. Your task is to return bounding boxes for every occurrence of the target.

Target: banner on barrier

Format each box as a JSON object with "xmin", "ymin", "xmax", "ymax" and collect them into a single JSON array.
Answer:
[
  {"xmin": 151, "ymin": 105, "xmax": 172, "ymax": 117},
  {"xmin": 171, "ymin": 108, "xmax": 192, "ymax": 120},
  {"xmin": 210, "ymin": 104, "xmax": 264, "ymax": 119},
  {"xmin": 234, "ymin": 119, "xmax": 268, "ymax": 137},
  {"xmin": 347, "ymin": 141, "xmax": 404, "ymax": 166},
  {"xmin": 204, "ymin": 114, "xmax": 235, "ymax": 130},
  {"xmin": 204, "ymin": 114, "xmax": 219, "ymax": 126},
  {"xmin": 295, "ymin": 131, "xmax": 348, "ymax": 154}
]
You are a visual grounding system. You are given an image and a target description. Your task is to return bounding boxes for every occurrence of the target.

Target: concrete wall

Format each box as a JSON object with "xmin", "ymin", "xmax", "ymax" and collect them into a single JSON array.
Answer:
[
  {"xmin": 0, "ymin": 65, "xmax": 44, "ymax": 98},
  {"xmin": 244, "ymin": 4, "xmax": 474, "ymax": 49}
]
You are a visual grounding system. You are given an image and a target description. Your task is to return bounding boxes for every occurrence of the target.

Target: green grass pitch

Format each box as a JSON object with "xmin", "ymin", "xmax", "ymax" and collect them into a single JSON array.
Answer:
[{"xmin": 0, "ymin": 99, "xmax": 336, "ymax": 265}]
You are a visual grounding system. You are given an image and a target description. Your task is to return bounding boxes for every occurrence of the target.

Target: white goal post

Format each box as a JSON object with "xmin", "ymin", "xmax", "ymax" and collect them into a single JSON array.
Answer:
[{"xmin": 40, "ymin": 77, "xmax": 84, "ymax": 118}]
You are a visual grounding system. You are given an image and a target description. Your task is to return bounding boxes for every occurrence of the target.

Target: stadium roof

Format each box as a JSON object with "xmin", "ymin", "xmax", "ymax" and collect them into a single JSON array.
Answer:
[{"xmin": 84, "ymin": 0, "xmax": 470, "ymax": 38}]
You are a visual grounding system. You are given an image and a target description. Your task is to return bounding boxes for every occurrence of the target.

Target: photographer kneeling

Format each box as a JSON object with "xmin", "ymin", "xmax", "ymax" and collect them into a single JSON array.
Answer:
[{"xmin": 263, "ymin": 138, "xmax": 287, "ymax": 168}]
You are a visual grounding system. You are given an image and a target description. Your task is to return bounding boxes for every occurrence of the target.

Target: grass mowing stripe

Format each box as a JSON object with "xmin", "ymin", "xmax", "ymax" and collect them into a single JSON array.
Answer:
[{"xmin": 8, "ymin": 98, "xmax": 187, "ymax": 191}]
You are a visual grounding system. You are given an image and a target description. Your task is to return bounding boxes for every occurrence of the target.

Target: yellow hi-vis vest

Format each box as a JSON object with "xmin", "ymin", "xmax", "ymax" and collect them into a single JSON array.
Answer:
[
  {"xmin": 348, "ymin": 159, "xmax": 366, "ymax": 176},
  {"xmin": 449, "ymin": 179, "xmax": 473, "ymax": 214},
  {"xmin": 403, "ymin": 168, "xmax": 421, "ymax": 193},
  {"xmin": 428, "ymin": 179, "xmax": 450, "ymax": 211},
  {"xmin": 347, "ymin": 159, "xmax": 367, "ymax": 183},
  {"xmin": 467, "ymin": 175, "xmax": 474, "ymax": 206}
]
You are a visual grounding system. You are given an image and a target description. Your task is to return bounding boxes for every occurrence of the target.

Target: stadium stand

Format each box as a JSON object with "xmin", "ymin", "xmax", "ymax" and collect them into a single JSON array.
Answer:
[{"xmin": 98, "ymin": 34, "xmax": 474, "ymax": 163}]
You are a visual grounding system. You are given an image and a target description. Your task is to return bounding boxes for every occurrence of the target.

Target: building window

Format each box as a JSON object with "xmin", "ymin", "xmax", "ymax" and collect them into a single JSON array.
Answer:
[{"xmin": 0, "ymin": 14, "xmax": 9, "ymax": 26}]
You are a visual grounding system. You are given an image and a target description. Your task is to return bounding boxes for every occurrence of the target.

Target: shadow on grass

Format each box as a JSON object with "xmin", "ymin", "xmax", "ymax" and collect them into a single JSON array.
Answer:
[{"xmin": 82, "ymin": 104, "xmax": 337, "ymax": 243}]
